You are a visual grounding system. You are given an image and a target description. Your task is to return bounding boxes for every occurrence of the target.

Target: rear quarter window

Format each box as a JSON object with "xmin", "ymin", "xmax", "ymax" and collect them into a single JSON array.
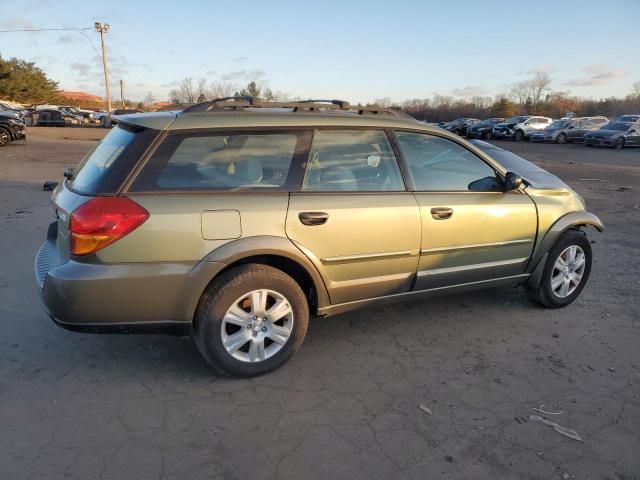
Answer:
[
  {"xmin": 130, "ymin": 130, "xmax": 310, "ymax": 192},
  {"xmin": 70, "ymin": 124, "xmax": 158, "ymax": 194}
]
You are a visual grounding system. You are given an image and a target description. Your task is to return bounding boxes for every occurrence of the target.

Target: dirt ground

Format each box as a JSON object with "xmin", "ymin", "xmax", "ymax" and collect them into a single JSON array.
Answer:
[{"xmin": 1, "ymin": 128, "xmax": 639, "ymax": 480}]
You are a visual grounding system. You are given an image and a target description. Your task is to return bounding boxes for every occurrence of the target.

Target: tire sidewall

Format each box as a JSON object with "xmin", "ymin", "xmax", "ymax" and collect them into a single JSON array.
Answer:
[
  {"xmin": 540, "ymin": 231, "xmax": 592, "ymax": 307},
  {"xmin": 195, "ymin": 266, "xmax": 309, "ymax": 377},
  {"xmin": 515, "ymin": 130, "xmax": 524, "ymax": 142}
]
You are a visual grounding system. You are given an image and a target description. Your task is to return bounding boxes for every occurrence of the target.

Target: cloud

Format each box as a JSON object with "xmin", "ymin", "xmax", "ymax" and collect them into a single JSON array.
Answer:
[
  {"xmin": 520, "ymin": 64, "xmax": 556, "ymax": 75},
  {"xmin": 232, "ymin": 56, "xmax": 246, "ymax": 63},
  {"xmin": 56, "ymin": 34, "xmax": 77, "ymax": 44},
  {"xmin": 220, "ymin": 69, "xmax": 266, "ymax": 82},
  {"xmin": 451, "ymin": 85, "xmax": 490, "ymax": 97},
  {"xmin": 0, "ymin": 16, "xmax": 37, "ymax": 30},
  {"xmin": 565, "ymin": 64, "xmax": 626, "ymax": 87}
]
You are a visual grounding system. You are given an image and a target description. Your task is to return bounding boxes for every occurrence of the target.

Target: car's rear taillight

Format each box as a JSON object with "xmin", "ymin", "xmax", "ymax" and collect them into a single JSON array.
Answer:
[{"xmin": 69, "ymin": 197, "xmax": 149, "ymax": 256}]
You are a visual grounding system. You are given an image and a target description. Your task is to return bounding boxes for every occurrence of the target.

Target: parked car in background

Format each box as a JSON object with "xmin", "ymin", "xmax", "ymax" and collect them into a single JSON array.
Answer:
[
  {"xmin": 112, "ymin": 109, "xmax": 143, "ymax": 116},
  {"xmin": 34, "ymin": 97, "xmax": 603, "ymax": 376},
  {"xmin": 613, "ymin": 115, "xmax": 640, "ymax": 123},
  {"xmin": 584, "ymin": 121, "xmax": 640, "ymax": 149},
  {"xmin": 493, "ymin": 116, "xmax": 552, "ymax": 141},
  {"xmin": 442, "ymin": 118, "xmax": 481, "ymax": 136},
  {"xmin": 466, "ymin": 118, "xmax": 504, "ymax": 140},
  {"xmin": 0, "ymin": 100, "xmax": 26, "ymax": 118},
  {"xmin": 0, "ymin": 111, "xmax": 26, "ymax": 146},
  {"xmin": 584, "ymin": 116, "xmax": 609, "ymax": 127},
  {"xmin": 530, "ymin": 118, "xmax": 600, "ymax": 144},
  {"xmin": 34, "ymin": 109, "xmax": 83, "ymax": 127},
  {"xmin": 59, "ymin": 106, "xmax": 95, "ymax": 123}
]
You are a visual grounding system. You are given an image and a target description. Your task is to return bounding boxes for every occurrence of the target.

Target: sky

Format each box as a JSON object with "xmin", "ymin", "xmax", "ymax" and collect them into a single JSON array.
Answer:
[{"xmin": 1, "ymin": 0, "xmax": 638, "ymax": 103}]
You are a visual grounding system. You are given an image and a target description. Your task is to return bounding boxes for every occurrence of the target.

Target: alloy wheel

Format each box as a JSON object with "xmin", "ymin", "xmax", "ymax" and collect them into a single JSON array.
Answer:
[
  {"xmin": 0, "ymin": 130, "xmax": 9, "ymax": 146},
  {"xmin": 551, "ymin": 245, "xmax": 586, "ymax": 298},
  {"xmin": 220, "ymin": 289, "xmax": 294, "ymax": 363}
]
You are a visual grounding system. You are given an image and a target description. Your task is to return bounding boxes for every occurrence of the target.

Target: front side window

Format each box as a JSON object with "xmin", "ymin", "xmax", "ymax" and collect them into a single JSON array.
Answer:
[
  {"xmin": 131, "ymin": 131, "xmax": 309, "ymax": 191},
  {"xmin": 302, "ymin": 130, "xmax": 404, "ymax": 192},
  {"xmin": 395, "ymin": 132, "xmax": 500, "ymax": 192}
]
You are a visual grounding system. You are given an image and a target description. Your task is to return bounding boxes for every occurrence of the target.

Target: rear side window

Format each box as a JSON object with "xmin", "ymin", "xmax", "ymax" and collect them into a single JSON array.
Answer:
[
  {"xmin": 302, "ymin": 130, "xmax": 404, "ymax": 192},
  {"xmin": 131, "ymin": 131, "xmax": 310, "ymax": 191},
  {"xmin": 70, "ymin": 124, "xmax": 158, "ymax": 194}
]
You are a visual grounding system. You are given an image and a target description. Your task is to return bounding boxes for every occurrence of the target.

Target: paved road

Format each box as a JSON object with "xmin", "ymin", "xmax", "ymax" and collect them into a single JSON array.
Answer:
[{"xmin": 1, "ymin": 131, "xmax": 638, "ymax": 479}]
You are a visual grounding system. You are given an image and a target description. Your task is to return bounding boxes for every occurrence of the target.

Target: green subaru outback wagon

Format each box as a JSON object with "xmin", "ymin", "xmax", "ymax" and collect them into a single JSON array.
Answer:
[{"xmin": 35, "ymin": 98, "xmax": 603, "ymax": 377}]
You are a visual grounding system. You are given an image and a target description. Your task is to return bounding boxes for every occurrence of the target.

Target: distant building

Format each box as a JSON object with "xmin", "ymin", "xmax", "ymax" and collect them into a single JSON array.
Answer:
[
  {"xmin": 150, "ymin": 101, "xmax": 173, "ymax": 111},
  {"xmin": 59, "ymin": 91, "xmax": 104, "ymax": 103}
]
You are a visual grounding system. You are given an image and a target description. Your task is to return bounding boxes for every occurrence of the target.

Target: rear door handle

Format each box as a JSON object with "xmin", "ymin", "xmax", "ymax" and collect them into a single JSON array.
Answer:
[
  {"xmin": 430, "ymin": 207, "xmax": 453, "ymax": 220},
  {"xmin": 299, "ymin": 212, "xmax": 329, "ymax": 226}
]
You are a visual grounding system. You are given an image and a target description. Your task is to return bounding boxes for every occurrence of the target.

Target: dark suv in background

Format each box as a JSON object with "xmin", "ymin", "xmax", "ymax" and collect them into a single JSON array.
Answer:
[
  {"xmin": 0, "ymin": 111, "xmax": 26, "ymax": 146},
  {"xmin": 466, "ymin": 118, "xmax": 504, "ymax": 140},
  {"xmin": 442, "ymin": 118, "xmax": 481, "ymax": 136}
]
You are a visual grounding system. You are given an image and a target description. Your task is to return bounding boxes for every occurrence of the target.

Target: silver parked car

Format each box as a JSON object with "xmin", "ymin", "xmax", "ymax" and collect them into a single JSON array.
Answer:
[
  {"xmin": 530, "ymin": 118, "xmax": 600, "ymax": 144},
  {"xmin": 492, "ymin": 116, "xmax": 552, "ymax": 141}
]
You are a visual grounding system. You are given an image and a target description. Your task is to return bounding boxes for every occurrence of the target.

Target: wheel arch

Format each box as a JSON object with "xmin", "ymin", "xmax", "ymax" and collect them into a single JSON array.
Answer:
[
  {"xmin": 526, "ymin": 211, "xmax": 603, "ymax": 288},
  {"xmin": 187, "ymin": 236, "xmax": 331, "ymax": 323}
]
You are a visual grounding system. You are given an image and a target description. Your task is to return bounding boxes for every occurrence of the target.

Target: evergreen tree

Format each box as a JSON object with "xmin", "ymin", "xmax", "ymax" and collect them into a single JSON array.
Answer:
[{"xmin": 0, "ymin": 55, "xmax": 59, "ymax": 103}]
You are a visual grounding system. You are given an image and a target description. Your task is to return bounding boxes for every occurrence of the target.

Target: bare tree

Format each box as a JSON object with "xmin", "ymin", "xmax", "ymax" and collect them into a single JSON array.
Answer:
[
  {"xmin": 530, "ymin": 72, "xmax": 551, "ymax": 108},
  {"xmin": 208, "ymin": 80, "xmax": 236, "ymax": 99},
  {"xmin": 143, "ymin": 91, "xmax": 156, "ymax": 106}
]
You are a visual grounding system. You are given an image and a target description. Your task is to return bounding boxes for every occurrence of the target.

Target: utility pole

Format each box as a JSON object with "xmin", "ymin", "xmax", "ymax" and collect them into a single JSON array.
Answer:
[
  {"xmin": 94, "ymin": 22, "xmax": 112, "ymax": 115},
  {"xmin": 120, "ymin": 79, "xmax": 125, "ymax": 108}
]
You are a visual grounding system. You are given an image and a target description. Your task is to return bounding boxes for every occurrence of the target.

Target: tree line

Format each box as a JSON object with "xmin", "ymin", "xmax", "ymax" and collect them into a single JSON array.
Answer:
[
  {"xmin": 2, "ymin": 54, "xmax": 639, "ymax": 119},
  {"xmin": 394, "ymin": 73, "xmax": 640, "ymax": 122}
]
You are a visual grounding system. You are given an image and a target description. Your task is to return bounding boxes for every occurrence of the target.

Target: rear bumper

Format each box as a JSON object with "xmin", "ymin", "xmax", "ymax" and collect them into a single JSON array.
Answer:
[{"xmin": 34, "ymin": 223, "xmax": 225, "ymax": 334}]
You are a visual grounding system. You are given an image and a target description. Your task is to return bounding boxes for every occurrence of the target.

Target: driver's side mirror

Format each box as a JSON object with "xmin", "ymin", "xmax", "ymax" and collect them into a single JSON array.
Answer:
[
  {"xmin": 504, "ymin": 172, "xmax": 523, "ymax": 191},
  {"xmin": 568, "ymin": 125, "xmax": 575, "ymax": 129},
  {"xmin": 524, "ymin": 121, "xmax": 531, "ymax": 126}
]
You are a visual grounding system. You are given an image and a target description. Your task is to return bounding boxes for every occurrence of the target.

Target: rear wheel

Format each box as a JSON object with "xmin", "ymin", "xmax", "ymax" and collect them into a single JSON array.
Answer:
[
  {"xmin": 556, "ymin": 133, "xmax": 567, "ymax": 144},
  {"xmin": 514, "ymin": 130, "xmax": 525, "ymax": 142},
  {"xmin": 528, "ymin": 230, "xmax": 592, "ymax": 308},
  {"xmin": 194, "ymin": 264, "xmax": 309, "ymax": 377},
  {"xmin": 614, "ymin": 137, "xmax": 625, "ymax": 150}
]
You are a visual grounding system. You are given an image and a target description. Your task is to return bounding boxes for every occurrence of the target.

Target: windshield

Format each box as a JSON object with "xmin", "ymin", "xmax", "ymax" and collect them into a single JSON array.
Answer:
[
  {"xmin": 548, "ymin": 120, "xmax": 571, "ymax": 129},
  {"xmin": 478, "ymin": 118, "xmax": 501, "ymax": 125},
  {"xmin": 69, "ymin": 124, "xmax": 158, "ymax": 194},
  {"xmin": 505, "ymin": 116, "xmax": 528, "ymax": 124},
  {"xmin": 66, "ymin": 107, "xmax": 80, "ymax": 114},
  {"xmin": 600, "ymin": 123, "xmax": 631, "ymax": 131}
]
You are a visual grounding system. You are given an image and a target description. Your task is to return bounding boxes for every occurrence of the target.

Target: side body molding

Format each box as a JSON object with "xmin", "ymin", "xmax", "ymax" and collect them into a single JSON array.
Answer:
[
  {"xmin": 202, "ymin": 235, "xmax": 331, "ymax": 311},
  {"xmin": 526, "ymin": 211, "xmax": 603, "ymax": 287}
]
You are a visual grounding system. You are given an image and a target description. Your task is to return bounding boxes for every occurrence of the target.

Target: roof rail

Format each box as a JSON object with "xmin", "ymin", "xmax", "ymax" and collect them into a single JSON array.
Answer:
[
  {"xmin": 181, "ymin": 98, "xmax": 411, "ymax": 119},
  {"xmin": 183, "ymin": 96, "xmax": 258, "ymax": 113}
]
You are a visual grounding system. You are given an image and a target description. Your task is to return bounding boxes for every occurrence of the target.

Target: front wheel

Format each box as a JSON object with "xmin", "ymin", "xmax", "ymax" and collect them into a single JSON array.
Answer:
[
  {"xmin": 0, "ymin": 128, "xmax": 10, "ymax": 147},
  {"xmin": 483, "ymin": 130, "xmax": 492, "ymax": 140},
  {"xmin": 556, "ymin": 133, "xmax": 567, "ymax": 144},
  {"xmin": 528, "ymin": 230, "xmax": 592, "ymax": 308},
  {"xmin": 194, "ymin": 264, "xmax": 309, "ymax": 377},
  {"xmin": 514, "ymin": 130, "xmax": 525, "ymax": 142},
  {"xmin": 614, "ymin": 137, "xmax": 625, "ymax": 150}
]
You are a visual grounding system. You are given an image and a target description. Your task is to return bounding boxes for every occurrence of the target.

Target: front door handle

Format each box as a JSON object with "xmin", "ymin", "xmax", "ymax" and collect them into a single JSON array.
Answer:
[
  {"xmin": 299, "ymin": 211, "xmax": 329, "ymax": 226},
  {"xmin": 430, "ymin": 207, "xmax": 453, "ymax": 220}
]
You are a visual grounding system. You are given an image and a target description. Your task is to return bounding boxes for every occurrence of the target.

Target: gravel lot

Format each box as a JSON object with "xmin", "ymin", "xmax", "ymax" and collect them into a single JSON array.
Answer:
[{"xmin": 1, "ymin": 128, "xmax": 639, "ymax": 480}]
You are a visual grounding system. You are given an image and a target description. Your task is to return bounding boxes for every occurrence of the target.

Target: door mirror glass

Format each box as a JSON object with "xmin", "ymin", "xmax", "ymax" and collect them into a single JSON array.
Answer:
[
  {"xmin": 504, "ymin": 172, "xmax": 523, "ymax": 191},
  {"xmin": 366, "ymin": 154, "xmax": 381, "ymax": 168}
]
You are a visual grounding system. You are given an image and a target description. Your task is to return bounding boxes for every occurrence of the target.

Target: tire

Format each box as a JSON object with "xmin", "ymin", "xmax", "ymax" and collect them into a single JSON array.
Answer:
[
  {"xmin": 483, "ymin": 130, "xmax": 492, "ymax": 140},
  {"xmin": 556, "ymin": 133, "xmax": 567, "ymax": 144},
  {"xmin": 0, "ymin": 127, "xmax": 10, "ymax": 147},
  {"xmin": 528, "ymin": 230, "xmax": 592, "ymax": 309},
  {"xmin": 194, "ymin": 264, "xmax": 309, "ymax": 377},
  {"xmin": 514, "ymin": 130, "xmax": 525, "ymax": 142},
  {"xmin": 614, "ymin": 137, "xmax": 624, "ymax": 150}
]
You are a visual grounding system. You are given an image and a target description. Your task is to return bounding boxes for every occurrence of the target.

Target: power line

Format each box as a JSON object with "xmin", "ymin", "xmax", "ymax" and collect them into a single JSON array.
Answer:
[{"xmin": 0, "ymin": 27, "xmax": 93, "ymax": 33}]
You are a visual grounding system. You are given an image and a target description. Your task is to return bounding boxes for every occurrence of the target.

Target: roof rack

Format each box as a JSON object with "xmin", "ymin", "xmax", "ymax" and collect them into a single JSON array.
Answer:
[{"xmin": 181, "ymin": 97, "xmax": 408, "ymax": 118}]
